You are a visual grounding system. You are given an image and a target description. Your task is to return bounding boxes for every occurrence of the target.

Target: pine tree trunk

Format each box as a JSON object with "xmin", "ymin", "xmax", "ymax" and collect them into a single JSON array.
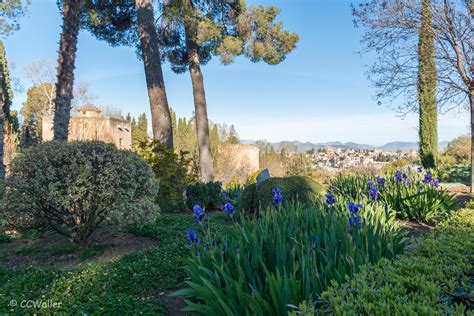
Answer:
[
  {"xmin": 0, "ymin": 57, "xmax": 5, "ymax": 179},
  {"xmin": 135, "ymin": 0, "xmax": 173, "ymax": 148},
  {"xmin": 417, "ymin": 0, "xmax": 438, "ymax": 169},
  {"xmin": 53, "ymin": 0, "xmax": 82, "ymax": 142},
  {"xmin": 184, "ymin": 20, "xmax": 214, "ymax": 182}
]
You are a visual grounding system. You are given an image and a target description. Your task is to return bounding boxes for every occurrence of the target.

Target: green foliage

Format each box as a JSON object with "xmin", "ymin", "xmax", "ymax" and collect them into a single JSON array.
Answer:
[
  {"xmin": 0, "ymin": 213, "xmax": 232, "ymax": 315},
  {"xmin": 0, "ymin": 41, "xmax": 12, "ymax": 112},
  {"xmin": 15, "ymin": 244, "xmax": 38, "ymax": 255},
  {"xmin": 0, "ymin": 0, "xmax": 30, "ymax": 35},
  {"xmin": 444, "ymin": 135, "xmax": 470, "ymax": 164},
  {"xmin": 47, "ymin": 242, "xmax": 79, "ymax": 255},
  {"xmin": 317, "ymin": 208, "xmax": 474, "ymax": 315},
  {"xmin": 240, "ymin": 176, "xmax": 324, "ymax": 214},
  {"xmin": 0, "ymin": 233, "xmax": 12, "ymax": 243},
  {"xmin": 445, "ymin": 164, "xmax": 470, "ymax": 184},
  {"xmin": 239, "ymin": 182, "xmax": 258, "ymax": 214},
  {"xmin": 20, "ymin": 83, "xmax": 54, "ymax": 146},
  {"xmin": 174, "ymin": 202, "xmax": 408, "ymax": 315},
  {"xmin": 186, "ymin": 182, "xmax": 224, "ymax": 211},
  {"xmin": 3, "ymin": 141, "xmax": 159, "ymax": 245},
  {"xmin": 331, "ymin": 170, "xmax": 457, "ymax": 221},
  {"xmin": 130, "ymin": 112, "xmax": 148, "ymax": 150},
  {"xmin": 418, "ymin": 0, "xmax": 438, "ymax": 169},
  {"xmin": 136, "ymin": 140, "xmax": 197, "ymax": 213},
  {"xmin": 239, "ymin": 6, "xmax": 299, "ymax": 65},
  {"xmin": 79, "ymin": 243, "xmax": 111, "ymax": 260}
]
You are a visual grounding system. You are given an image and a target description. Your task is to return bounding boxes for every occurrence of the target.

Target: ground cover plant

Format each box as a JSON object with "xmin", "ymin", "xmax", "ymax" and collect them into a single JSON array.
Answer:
[
  {"xmin": 174, "ymin": 189, "xmax": 409, "ymax": 315},
  {"xmin": 312, "ymin": 207, "xmax": 474, "ymax": 315},
  {"xmin": 0, "ymin": 213, "xmax": 232, "ymax": 315}
]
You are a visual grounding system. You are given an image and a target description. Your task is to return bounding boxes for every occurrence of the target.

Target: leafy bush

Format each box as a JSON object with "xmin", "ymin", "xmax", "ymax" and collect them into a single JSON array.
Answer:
[
  {"xmin": 239, "ymin": 183, "xmax": 258, "ymax": 214},
  {"xmin": 239, "ymin": 176, "xmax": 323, "ymax": 214},
  {"xmin": 445, "ymin": 164, "xmax": 470, "ymax": 184},
  {"xmin": 174, "ymin": 201, "xmax": 408, "ymax": 315},
  {"xmin": 136, "ymin": 140, "xmax": 197, "ymax": 213},
  {"xmin": 0, "ymin": 234, "xmax": 12, "ymax": 244},
  {"xmin": 186, "ymin": 182, "xmax": 225, "ymax": 211},
  {"xmin": 315, "ymin": 208, "xmax": 474, "ymax": 315},
  {"xmin": 3, "ymin": 141, "xmax": 159, "ymax": 246},
  {"xmin": 331, "ymin": 170, "xmax": 457, "ymax": 221}
]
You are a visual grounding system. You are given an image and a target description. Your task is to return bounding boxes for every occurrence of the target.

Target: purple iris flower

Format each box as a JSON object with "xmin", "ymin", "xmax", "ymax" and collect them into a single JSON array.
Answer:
[
  {"xmin": 349, "ymin": 215, "xmax": 363, "ymax": 229},
  {"xmin": 395, "ymin": 171, "xmax": 403, "ymax": 182},
  {"xmin": 187, "ymin": 230, "xmax": 200, "ymax": 244},
  {"xmin": 369, "ymin": 187, "xmax": 379, "ymax": 199},
  {"xmin": 367, "ymin": 180, "xmax": 374, "ymax": 187},
  {"xmin": 405, "ymin": 178, "xmax": 411, "ymax": 185},
  {"xmin": 377, "ymin": 176, "xmax": 385, "ymax": 185},
  {"xmin": 272, "ymin": 188, "xmax": 283, "ymax": 205},
  {"xmin": 193, "ymin": 204, "xmax": 205, "ymax": 223},
  {"xmin": 348, "ymin": 202, "xmax": 363, "ymax": 214},
  {"xmin": 423, "ymin": 172, "xmax": 433, "ymax": 184},
  {"xmin": 430, "ymin": 178, "xmax": 440, "ymax": 187},
  {"xmin": 417, "ymin": 166, "xmax": 423, "ymax": 173},
  {"xmin": 325, "ymin": 193, "xmax": 336, "ymax": 205},
  {"xmin": 223, "ymin": 202, "xmax": 235, "ymax": 214}
]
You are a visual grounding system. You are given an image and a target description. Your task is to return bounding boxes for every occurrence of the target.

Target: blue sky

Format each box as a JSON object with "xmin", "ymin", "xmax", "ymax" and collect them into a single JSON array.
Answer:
[{"xmin": 3, "ymin": 0, "xmax": 468, "ymax": 145}]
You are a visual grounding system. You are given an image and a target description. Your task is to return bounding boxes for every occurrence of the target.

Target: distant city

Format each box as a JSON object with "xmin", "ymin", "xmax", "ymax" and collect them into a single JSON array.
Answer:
[{"xmin": 243, "ymin": 140, "xmax": 450, "ymax": 152}]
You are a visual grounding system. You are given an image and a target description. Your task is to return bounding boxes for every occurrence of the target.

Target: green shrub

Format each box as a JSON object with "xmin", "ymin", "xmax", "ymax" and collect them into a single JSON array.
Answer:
[
  {"xmin": 174, "ymin": 202, "xmax": 408, "ymax": 315},
  {"xmin": 240, "ymin": 176, "xmax": 323, "ymax": 214},
  {"xmin": 0, "ymin": 234, "xmax": 12, "ymax": 244},
  {"xmin": 186, "ymin": 182, "xmax": 224, "ymax": 211},
  {"xmin": 331, "ymin": 170, "xmax": 457, "ymax": 221},
  {"xmin": 239, "ymin": 183, "xmax": 258, "ymax": 214},
  {"xmin": 445, "ymin": 163, "xmax": 470, "ymax": 184},
  {"xmin": 3, "ymin": 141, "xmax": 159, "ymax": 246},
  {"xmin": 136, "ymin": 140, "xmax": 197, "ymax": 213},
  {"xmin": 315, "ymin": 208, "xmax": 474, "ymax": 315}
]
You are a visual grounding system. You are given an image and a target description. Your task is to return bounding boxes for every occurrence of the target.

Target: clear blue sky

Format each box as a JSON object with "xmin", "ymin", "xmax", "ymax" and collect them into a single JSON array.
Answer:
[{"xmin": 3, "ymin": 0, "xmax": 468, "ymax": 145}]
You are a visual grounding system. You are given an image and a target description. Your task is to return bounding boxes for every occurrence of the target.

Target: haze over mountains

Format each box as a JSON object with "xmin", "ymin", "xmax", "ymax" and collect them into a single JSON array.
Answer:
[{"xmin": 241, "ymin": 140, "xmax": 450, "ymax": 152}]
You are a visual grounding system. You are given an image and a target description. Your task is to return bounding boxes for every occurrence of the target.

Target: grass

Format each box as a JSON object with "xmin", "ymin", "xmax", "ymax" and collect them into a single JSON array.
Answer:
[
  {"xmin": 47, "ymin": 242, "xmax": 79, "ymax": 255},
  {"xmin": 79, "ymin": 243, "xmax": 113, "ymax": 260},
  {"xmin": 0, "ymin": 212, "xmax": 233, "ymax": 315},
  {"xmin": 14, "ymin": 245, "xmax": 39, "ymax": 255}
]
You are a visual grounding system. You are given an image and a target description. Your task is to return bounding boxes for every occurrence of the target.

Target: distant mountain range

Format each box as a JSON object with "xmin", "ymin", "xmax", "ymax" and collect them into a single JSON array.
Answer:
[{"xmin": 241, "ymin": 140, "xmax": 450, "ymax": 152}]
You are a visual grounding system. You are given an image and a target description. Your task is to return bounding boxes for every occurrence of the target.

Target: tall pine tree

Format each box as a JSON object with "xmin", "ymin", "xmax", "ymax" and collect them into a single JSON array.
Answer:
[{"xmin": 417, "ymin": 0, "xmax": 438, "ymax": 169}]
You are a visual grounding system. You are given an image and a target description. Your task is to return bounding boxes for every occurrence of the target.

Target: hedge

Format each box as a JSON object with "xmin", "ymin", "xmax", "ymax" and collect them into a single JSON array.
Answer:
[{"xmin": 311, "ymin": 208, "xmax": 474, "ymax": 315}]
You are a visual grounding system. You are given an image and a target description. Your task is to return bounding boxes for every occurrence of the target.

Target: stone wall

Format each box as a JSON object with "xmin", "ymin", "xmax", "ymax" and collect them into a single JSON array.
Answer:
[
  {"xmin": 214, "ymin": 144, "xmax": 260, "ymax": 185},
  {"xmin": 42, "ymin": 111, "xmax": 131, "ymax": 150}
]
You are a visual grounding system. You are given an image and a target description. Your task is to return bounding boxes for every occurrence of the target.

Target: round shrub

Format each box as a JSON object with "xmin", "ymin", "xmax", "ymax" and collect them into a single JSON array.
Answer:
[
  {"xmin": 186, "ymin": 181, "xmax": 224, "ymax": 211},
  {"xmin": 239, "ymin": 176, "xmax": 323, "ymax": 214},
  {"xmin": 3, "ymin": 141, "xmax": 159, "ymax": 245},
  {"xmin": 239, "ymin": 183, "xmax": 258, "ymax": 214}
]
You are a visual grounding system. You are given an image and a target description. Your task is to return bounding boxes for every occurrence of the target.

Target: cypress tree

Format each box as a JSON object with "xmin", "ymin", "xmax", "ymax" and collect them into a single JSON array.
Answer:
[
  {"xmin": 417, "ymin": 0, "xmax": 438, "ymax": 169},
  {"xmin": 0, "ymin": 40, "xmax": 12, "ymax": 179}
]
